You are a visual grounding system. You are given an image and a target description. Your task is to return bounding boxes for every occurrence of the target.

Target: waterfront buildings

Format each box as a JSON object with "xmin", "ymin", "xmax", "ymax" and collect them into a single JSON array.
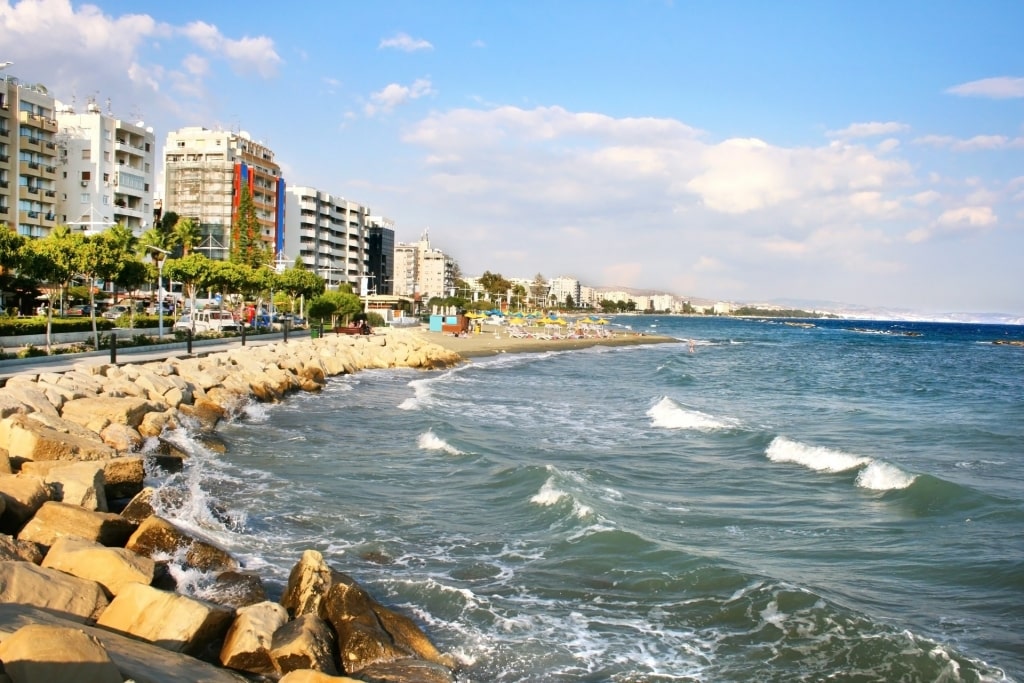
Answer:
[
  {"xmin": 0, "ymin": 72, "xmax": 58, "ymax": 238},
  {"xmin": 55, "ymin": 99, "xmax": 156, "ymax": 235},
  {"xmin": 393, "ymin": 230, "xmax": 454, "ymax": 301},
  {"xmin": 162, "ymin": 127, "xmax": 285, "ymax": 261}
]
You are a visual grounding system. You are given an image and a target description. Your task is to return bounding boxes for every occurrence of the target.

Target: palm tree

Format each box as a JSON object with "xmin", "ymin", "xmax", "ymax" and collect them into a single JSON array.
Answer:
[{"xmin": 173, "ymin": 217, "xmax": 201, "ymax": 257}]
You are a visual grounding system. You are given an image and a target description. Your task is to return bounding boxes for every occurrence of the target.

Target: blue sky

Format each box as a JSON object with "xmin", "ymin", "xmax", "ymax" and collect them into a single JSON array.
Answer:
[{"xmin": 3, "ymin": 0, "xmax": 1023, "ymax": 319}]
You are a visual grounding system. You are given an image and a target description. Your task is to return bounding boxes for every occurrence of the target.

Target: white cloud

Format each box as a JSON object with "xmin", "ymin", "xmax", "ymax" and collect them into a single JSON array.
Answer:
[
  {"xmin": 914, "ymin": 134, "xmax": 1016, "ymax": 151},
  {"xmin": 181, "ymin": 21, "xmax": 281, "ymax": 77},
  {"xmin": 946, "ymin": 76, "xmax": 1024, "ymax": 99},
  {"xmin": 828, "ymin": 121, "xmax": 909, "ymax": 139},
  {"xmin": 365, "ymin": 78, "xmax": 435, "ymax": 116},
  {"xmin": 379, "ymin": 32, "xmax": 433, "ymax": 52},
  {"xmin": 936, "ymin": 206, "xmax": 997, "ymax": 228}
]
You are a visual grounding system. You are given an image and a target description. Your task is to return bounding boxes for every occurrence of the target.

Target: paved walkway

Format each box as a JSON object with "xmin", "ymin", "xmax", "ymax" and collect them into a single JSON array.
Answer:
[{"xmin": 0, "ymin": 330, "xmax": 312, "ymax": 385}]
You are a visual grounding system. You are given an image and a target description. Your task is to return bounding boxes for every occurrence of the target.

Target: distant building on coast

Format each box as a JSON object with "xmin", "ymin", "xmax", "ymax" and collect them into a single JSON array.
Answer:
[
  {"xmin": 162, "ymin": 127, "xmax": 285, "ymax": 261},
  {"xmin": 393, "ymin": 229, "xmax": 455, "ymax": 301},
  {"xmin": 56, "ymin": 99, "xmax": 156, "ymax": 236}
]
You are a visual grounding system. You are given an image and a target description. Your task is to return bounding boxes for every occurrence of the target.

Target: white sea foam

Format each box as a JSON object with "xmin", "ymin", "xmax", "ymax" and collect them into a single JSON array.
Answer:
[
  {"xmin": 855, "ymin": 461, "xmax": 917, "ymax": 490},
  {"xmin": 531, "ymin": 477, "xmax": 569, "ymax": 506},
  {"xmin": 765, "ymin": 436, "xmax": 870, "ymax": 472},
  {"xmin": 647, "ymin": 396, "xmax": 735, "ymax": 431},
  {"xmin": 418, "ymin": 430, "xmax": 465, "ymax": 455}
]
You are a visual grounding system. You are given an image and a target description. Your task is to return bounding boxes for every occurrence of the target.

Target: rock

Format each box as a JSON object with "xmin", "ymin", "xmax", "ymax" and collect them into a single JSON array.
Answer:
[
  {"xmin": 0, "ymin": 533, "xmax": 44, "ymax": 563},
  {"xmin": 0, "ymin": 623, "xmax": 123, "ymax": 683},
  {"xmin": 218, "ymin": 601, "xmax": 289, "ymax": 675},
  {"xmin": 211, "ymin": 569, "xmax": 268, "ymax": 608},
  {"xmin": 119, "ymin": 486, "xmax": 157, "ymax": 524},
  {"xmin": 41, "ymin": 535, "xmax": 156, "ymax": 596},
  {"xmin": 355, "ymin": 659, "xmax": 458, "ymax": 683},
  {"xmin": 0, "ymin": 474, "xmax": 50, "ymax": 531},
  {"xmin": 0, "ymin": 561, "xmax": 109, "ymax": 622},
  {"xmin": 279, "ymin": 671, "xmax": 362, "ymax": 683},
  {"xmin": 281, "ymin": 549, "xmax": 335, "ymax": 618},
  {"xmin": 0, "ymin": 383, "xmax": 60, "ymax": 418},
  {"xmin": 39, "ymin": 460, "xmax": 108, "ymax": 511},
  {"xmin": 60, "ymin": 396, "xmax": 162, "ymax": 431},
  {"xmin": 16, "ymin": 500, "xmax": 136, "ymax": 548},
  {"xmin": 99, "ymin": 421, "xmax": 144, "ymax": 452},
  {"xmin": 125, "ymin": 515, "xmax": 238, "ymax": 573},
  {"xmin": 96, "ymin": 581, "xmax": 235, "ymax": 657},
  {"xmin": 0, "ymin": 603, "xmax": 249, "ymax": 683},
  {"xmin": 0, "ymin": 413, "xmax": 116, "ymax": 464},
  {"xmin": 270, "ymin": 613, "xmax": 339, "ymax": 677},
  {"xmin": 101, "ymin": 456, "xmax": 146, "ymax": 500}
]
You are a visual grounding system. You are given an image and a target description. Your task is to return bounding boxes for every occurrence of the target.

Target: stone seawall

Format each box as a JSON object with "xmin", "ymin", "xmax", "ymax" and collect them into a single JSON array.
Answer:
[{"xmin": 0, "ymin": 330, "xmax": 464, "ymax": 683}]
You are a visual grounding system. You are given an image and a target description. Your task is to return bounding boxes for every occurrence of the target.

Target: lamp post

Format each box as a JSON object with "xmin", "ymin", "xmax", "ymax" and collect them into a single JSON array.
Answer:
[{"xmin": 147, "ymin": 245, "xmax": 171, "ymax": 339}]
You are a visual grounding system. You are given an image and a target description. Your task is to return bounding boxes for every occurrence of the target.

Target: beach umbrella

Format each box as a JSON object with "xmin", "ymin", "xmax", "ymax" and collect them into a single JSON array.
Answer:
[{"xmin": 596, "ymin": 318, "xmax": 609, "ymax": 324}]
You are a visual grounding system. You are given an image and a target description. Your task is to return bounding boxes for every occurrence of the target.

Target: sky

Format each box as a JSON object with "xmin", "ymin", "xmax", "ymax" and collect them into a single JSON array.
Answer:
[{"xmin": 2, "ymin": 0, "xmax": 1023, "ymax": 320}]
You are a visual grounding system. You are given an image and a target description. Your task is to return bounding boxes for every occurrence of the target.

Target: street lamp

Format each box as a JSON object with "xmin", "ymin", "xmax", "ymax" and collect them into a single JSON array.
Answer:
[{"xmin": 147, "ymin": 245, "xmax": 171, "ymax": 339}]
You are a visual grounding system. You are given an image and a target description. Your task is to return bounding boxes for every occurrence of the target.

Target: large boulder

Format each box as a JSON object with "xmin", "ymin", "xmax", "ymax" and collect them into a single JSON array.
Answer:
[
  {"xmin": 95, "ymin": 582, "xmax": 234, "ymax": 656},
  {"xmin": 218, "ymin": 600, "xmax": 289, "ymax": 675},
  {"xmin": 38, "ymin": 460, "xmax": 108, "ymax": 511},
  {"xmin": 16, "ymin": 500, "xmax": 136, "ymax": 548},
  {"xmin": 270, "ymin": 613, "xmax": 339, "ymax": 677},
  {"xmin": 0, "ymin": 561, "xmax": 109, "ymax": 622},
  {"xmin": 281, "ymin": 549, "xmax": 335, "ymax": 618},
  {"xmin": 41, "ymin": 535, "xmax": 156, "ymax": 596},
  {"xmin": 0, "ymin": 533, "xmax": 43, "ymax": 564},
  {"xmin": 61, "ymin": 396, "xmax": 162, "ymax": 432},
  {"xmin": 0, "ymin": 623, "xmax": 123, "ymax": 683},
  {"xmin": 0, "ymin": 414, "xmax": 115, "ymax": 464},
  {"xmin": 125, "ymin": 515, "xmax": 238, "ymax": 573},
  {"xmin": 0, "ymin": 474, "xmax": 50, "ymax": 531},
  {"xmin": 279, "ymin": 671, "xmax": 362, "ymax": 683},
  {"xmin": 0, "ymin": 603, "xmax": 249, "ymax": 683}
]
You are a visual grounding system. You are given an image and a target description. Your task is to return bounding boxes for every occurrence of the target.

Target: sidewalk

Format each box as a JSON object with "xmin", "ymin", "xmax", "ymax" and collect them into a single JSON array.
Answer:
[{"xmin": 0, "ymin": 330, "xmax": 306, "ymax": 385}]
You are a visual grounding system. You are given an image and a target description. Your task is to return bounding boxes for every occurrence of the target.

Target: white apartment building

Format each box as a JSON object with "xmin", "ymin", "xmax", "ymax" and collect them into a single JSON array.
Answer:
[
  {"xmin": 548, "ymin": 276, "xmax": 581, "ymax": 308},
  {"xmin": 1, "ymin": 72, "xmax": 59, "ymax": 238},
  {"xmin": 56, "ymin": 99, "xmax": 155, "ymax": 235},
  {"xmin": 163, "ymin": 127, "xmax": 284, "ymax": 260},
  {"xmin": 393, "ymin": 230, "xmax": 454, "ymax": 301},
  {"xmin": 283, "ymin": 186, "xmax": 369, "ymax": 289}
]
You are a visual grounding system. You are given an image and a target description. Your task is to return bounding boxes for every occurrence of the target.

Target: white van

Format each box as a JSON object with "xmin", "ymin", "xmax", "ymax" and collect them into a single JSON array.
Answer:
[{"xmin": 186, "ymin": 310, "xmax": 242, "ymax": 333}]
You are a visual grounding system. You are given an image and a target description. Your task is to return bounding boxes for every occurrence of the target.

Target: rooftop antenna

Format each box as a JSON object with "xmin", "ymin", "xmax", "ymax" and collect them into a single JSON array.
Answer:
[{"xmin": 105, "ymin": 97, "xmax": 112, "ymax": 115}]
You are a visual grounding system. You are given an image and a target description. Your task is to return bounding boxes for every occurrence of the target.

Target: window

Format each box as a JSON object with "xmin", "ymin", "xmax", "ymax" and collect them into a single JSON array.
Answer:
[
  {"xmin": 81, "ymin": 149, "xmax": 91, "ymax": 160},
  {"xmin": 102, "ymin": 195, "xmax": 109, "ymax": 205},
  {"xmin": 81, "ymin": 171, "xmax": 91, "ymax": 181},
  {"xmin": 80, "ymin": 193, "xmax": 89, "ymax": 203}
]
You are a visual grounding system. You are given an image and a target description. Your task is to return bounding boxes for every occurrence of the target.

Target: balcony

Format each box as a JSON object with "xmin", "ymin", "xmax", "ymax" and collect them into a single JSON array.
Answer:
[
  {"xmin": 0, "ymin": 128, "xmax": 7, "ymax": 137},
  {"xmin": 0, "ymin": 206, "xmax": 7, "ymax": 214},
  {"xmin": 19, "ymin": 135, "xmax": 39, "ymax": 148}
]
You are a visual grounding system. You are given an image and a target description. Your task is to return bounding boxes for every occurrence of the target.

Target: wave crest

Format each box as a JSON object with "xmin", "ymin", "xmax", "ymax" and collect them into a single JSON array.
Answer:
[
  {"xmin": 647, "ymin": 397, "xmax": 735, "ymax": 431},
  {"xmin": 417, "ymin": 430, "xmax": 465, "ymax": 455}
]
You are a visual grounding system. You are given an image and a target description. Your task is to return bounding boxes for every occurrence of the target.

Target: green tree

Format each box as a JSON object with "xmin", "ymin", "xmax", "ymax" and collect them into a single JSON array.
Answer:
[
  {"xmin": 173, "ymin": 216, "xmax": 201, "ymax": 257},
  {"xmin": 79, "ymin": 230, "xmax": 133, "ymax": 346},
  {"xmin": 277, "ymin": 266, "xmax": 325, "ymax": 314},
  {"xmin": 529, "ymin": 273, "xmax": 548, "ymax": 309},
  {"xmin": 308, "ymin": 290, "xmax": 362, "ymax": 327},
  {"xmin": 164, "ymin": 253, "xmax": 214, "ymax": 323},
  {"xmin": 231, "ymin": 184, "xmax": 270, "ymax": 269},
  {"xmin": 478, "ymin": 270, "xmax": 512, "ymax": 302},
  {"xmin": 20, "ymin": 226, "xmax": 83, "ymax": 352}
]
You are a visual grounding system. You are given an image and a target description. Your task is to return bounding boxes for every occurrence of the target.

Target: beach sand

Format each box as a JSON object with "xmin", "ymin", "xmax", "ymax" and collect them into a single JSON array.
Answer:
[{"xmin": 411, "ymin": 325, "xmax": 679, "ymax": 358}]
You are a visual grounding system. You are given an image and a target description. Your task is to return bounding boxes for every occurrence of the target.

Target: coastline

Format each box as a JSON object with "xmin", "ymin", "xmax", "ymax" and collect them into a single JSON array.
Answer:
[{"xmin": 413, "ymin": 326, "xmax": 679, "ymax": 358}]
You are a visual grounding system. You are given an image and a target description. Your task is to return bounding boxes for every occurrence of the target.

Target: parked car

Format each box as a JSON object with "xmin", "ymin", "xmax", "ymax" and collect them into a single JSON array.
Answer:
[
  {"xmin": 103, "ymin": 304, "xmax": 133, "ymax": 320},
  {"xmin": 147, "ymin": 300, "xmax": 175, "ymax": 316},
  {"xmin": 190, "ymin": 310, "xmax": 242, "ymax": 333},
  {"xmin": 172, "ymin": 314, "xmax": 193, "ymax": 332},
  {"xmin": 65, "ymin": 304, "xmax": 92, "ymax": 317}
]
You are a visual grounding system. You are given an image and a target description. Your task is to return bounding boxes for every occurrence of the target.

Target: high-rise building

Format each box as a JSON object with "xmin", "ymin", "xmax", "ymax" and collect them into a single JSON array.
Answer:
[
  {"xmin": 393, "ymin": 230, "xmax": 454, "ymax": 301},
  {"xmin": 163, "ymin": 127, "xmax": 284, "ymax": 261},
  {"xmin": 367, "ymin": 216, "xmax": 395, "ymax": 295},
  {"xmin": 55, "ymin": 99, "xmax": 156, "ymax": 235},
  {"xmin": 0, "ymin": 71, "xmax": 59, "ymax": 238},
  {"xmin": 283, "ymin": 186, "xmax": 371, "ymax": 289}
]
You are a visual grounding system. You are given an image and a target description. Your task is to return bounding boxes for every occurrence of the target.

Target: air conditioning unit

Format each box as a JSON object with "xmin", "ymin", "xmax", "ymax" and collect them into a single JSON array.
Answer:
[{"xmin": 80, "ymin": 181, "xmax": 88, "ymax": 187}]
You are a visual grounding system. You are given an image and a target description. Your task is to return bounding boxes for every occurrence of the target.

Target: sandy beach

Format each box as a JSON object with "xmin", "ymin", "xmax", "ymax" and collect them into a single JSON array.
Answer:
[{"xmin": 412, "ymin": 325, "xmax": 679, "ymax": 358}]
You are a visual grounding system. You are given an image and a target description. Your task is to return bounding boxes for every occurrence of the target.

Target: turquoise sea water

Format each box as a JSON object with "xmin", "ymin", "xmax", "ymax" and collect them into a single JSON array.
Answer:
[{"xmin": 151, "ymin": 316, "xmax": 1023, "ymax": 682}]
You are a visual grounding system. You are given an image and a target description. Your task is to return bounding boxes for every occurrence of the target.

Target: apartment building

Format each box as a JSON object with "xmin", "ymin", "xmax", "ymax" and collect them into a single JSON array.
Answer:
[
  {"xmin": 367, "ymin": 216, "xmax": 395, "ymax": 295},
  {"xmin": 163, "ymin": 127, "xmax": 284, "ymax": 260},
  {"xmin": 393, "ymin": 230, "xmax": 454, "ymax": 300},
  {"xmin": 548, "ymin": 276, "xmax": 581, "ymax": 308},
  {"xmin": 283, "ymin": 186, "xmax": 374, "ymax": 289},
  {"xmin": 55, "ymin": 99, "xmax": 156, "ymax": 235},
  {"xmin": 0, "ymin": 72, "xmax": 59, "ymax": 237}
]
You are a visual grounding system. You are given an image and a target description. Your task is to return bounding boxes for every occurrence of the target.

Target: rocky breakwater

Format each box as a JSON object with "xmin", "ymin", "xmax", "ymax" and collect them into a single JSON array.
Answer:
[{"xmin": 0, "ymin": 330, "xmax": 464, "ymax": 683}]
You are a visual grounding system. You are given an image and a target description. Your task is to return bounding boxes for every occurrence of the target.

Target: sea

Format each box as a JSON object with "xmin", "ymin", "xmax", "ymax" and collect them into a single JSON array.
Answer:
[{"xmin": 145, "ymin": 315, "xmax": 1023, "ymax": 682}]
